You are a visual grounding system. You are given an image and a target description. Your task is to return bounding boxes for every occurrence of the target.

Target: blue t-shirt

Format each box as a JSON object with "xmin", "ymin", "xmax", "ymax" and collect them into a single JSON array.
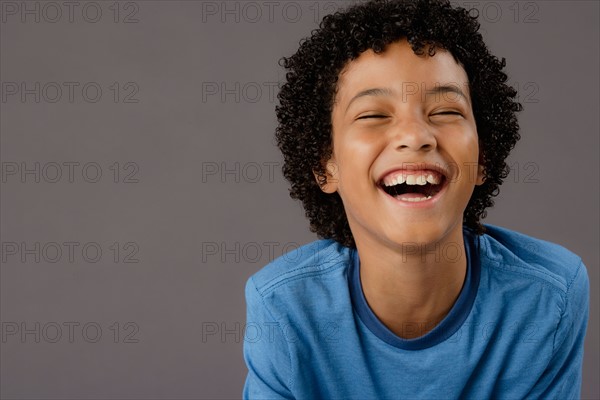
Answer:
[{"xmin": 242, "ymin": 224, "xmax": 589, "ymax": 399}]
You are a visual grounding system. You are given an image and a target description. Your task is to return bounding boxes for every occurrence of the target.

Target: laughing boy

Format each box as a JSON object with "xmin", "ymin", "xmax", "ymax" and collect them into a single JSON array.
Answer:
[{"xmin": 243, "ymin": 0, "xmax": 590, "ymax": 398}]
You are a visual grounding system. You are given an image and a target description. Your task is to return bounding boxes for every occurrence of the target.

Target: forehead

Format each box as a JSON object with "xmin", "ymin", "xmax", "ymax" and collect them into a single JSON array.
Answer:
[{"xmin": 335, "ymin": 39, "xmax": 470, "ymax": 104}]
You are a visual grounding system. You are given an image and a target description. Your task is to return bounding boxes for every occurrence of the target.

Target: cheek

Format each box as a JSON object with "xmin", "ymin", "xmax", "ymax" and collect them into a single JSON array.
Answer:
[
  {"xmin": 463, "ymin": 138, "xmax": 480, "ymax": 161},
  {"xmin": 446, "ymin": 128, "xmax": 479, "ymax": 157},
  {"xmin": 335, "ymin": 133, "xmax": 381, "ymax": 169},
  {"xmin": 333, "ymin": 140, "xmax": 380, "ymax": 195}
]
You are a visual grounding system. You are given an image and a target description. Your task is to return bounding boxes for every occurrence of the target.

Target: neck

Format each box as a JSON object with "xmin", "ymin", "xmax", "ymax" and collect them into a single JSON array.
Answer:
[{"xmin": 356, "ymin": 227, "xmax": 467, "ymax": 339}]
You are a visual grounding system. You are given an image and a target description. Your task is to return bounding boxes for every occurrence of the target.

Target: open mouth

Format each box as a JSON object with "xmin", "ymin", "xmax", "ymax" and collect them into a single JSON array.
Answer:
[{"xmin": 378, "ymin": 171, "xmax": 447, "ymax": 202}]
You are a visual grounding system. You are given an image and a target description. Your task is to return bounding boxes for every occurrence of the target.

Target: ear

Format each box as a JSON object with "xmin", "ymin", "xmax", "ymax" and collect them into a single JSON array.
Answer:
[
  {"xmin": 313, "ymin": 158, "xmax": 339, "ymax": 194},
  {"xmin": 475, "ymin": 150, "xmax": 485, "ymax": 186}
]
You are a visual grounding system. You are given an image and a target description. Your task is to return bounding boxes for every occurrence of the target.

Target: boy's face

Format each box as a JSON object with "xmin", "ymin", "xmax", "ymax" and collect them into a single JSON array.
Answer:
[{"xmin": 319, "ymin": 39, "xmax": 484, "ymax": 248}]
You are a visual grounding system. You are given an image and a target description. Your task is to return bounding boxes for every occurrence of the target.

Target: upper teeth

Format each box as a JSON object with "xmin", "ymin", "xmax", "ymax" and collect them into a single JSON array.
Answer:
[{"xmin": 383, "ymin": 171, "xmax": 441, "ymax": 186}]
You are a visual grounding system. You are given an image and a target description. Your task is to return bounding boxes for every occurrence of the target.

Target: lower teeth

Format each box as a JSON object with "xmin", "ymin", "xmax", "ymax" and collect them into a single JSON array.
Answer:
[{"xmin": 398, "ymin": 195, "xmax": 432, "ymax": 202}]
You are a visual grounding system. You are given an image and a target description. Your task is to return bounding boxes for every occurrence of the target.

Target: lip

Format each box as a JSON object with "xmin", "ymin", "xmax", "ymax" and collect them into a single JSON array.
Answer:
[{"xmin": 376, "ymin": 162, "xmax": 450, "ymax": 209}]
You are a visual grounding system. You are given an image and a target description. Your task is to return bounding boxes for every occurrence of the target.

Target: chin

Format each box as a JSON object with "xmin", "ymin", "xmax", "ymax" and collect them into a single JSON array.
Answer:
[{"xmin": 384, "ymin": 223, "xmax": 451, "ymax": 249}]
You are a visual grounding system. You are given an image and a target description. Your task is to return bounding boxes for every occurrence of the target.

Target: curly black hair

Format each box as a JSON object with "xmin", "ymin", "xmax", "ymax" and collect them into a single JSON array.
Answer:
[{"xmin": 275, "ymin": 0, "xmax": 523, "ymax": 249}]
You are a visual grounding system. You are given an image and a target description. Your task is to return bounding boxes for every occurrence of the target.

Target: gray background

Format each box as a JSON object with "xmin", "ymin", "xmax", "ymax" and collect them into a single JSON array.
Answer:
[{"xmin": 0, "ymin": 0, "xmax": 598, "ymax": 399}]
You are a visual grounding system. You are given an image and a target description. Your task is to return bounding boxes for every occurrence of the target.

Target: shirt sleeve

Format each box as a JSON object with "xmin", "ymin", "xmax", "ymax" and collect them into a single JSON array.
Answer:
[
  {"xmin": 242, "ymin": 277, "xmax": 294, "ymax": 400},
  {"xmin": 526, "ymin": 260, "xmax": 590, "ymax": 400}
]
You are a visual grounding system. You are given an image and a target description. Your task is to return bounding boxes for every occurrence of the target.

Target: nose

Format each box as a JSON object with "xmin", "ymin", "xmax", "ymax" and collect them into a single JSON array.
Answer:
[{"xmin": 389, "ymin": 118, "xmax": 437, "ymax": 152}]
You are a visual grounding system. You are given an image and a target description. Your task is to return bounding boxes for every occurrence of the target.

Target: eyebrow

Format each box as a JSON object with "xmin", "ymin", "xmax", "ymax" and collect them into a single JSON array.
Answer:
[
  {"xmin": 425, "ymin": 85, "xmax": 470, "ymax": 105},
  {"xmin": 344, "ymin": 84, "xmax": 470, "ymax": 113},
  {"xmin": 345, "ymin": 87, "xmax": 394, "ymax": 112}
]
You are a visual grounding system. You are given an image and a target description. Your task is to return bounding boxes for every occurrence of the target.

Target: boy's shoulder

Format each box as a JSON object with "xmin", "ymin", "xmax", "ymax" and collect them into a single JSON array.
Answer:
[
  {"xmin": 479, "ymin": 224, "xmax": 585, "ymax": 294},
  {"xmin": 248, "ymin": 238, "xmax": 351, "ymax": 297},
  {"xmin": 246, "ymin": 225, "xmax": 587, "ymax": 302}
]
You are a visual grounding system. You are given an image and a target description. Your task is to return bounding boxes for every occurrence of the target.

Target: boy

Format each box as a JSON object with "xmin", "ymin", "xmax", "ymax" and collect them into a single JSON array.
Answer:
[{"xmin": 243, "ymin": 0, "xmax": 590, "ymax": 398}]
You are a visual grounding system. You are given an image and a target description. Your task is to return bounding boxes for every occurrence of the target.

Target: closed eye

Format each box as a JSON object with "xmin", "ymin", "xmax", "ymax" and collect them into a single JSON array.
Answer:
[
  {"xmin": 357, "ymin": 115, "xmax": 387, "ymax": 120},
  {"xmin": 432, "ymin": 111, "xmax": 462, "ymax": 116}
]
